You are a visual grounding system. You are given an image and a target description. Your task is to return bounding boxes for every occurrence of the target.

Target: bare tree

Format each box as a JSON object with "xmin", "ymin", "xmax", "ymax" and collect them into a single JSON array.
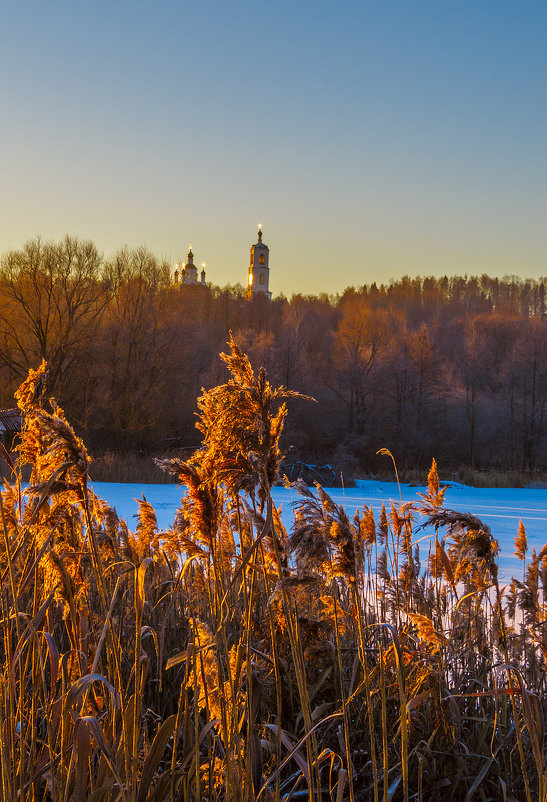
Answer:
[
  {"xmin": 334, "ymin": 296, "xmax": 393, "ymax": 432},
  {"xmin": 96, "ymin": 247, "xmax": 171, "ymax": 446},
  {"xmin": 0, "ymin": 236, "xmax": 109, "ymax": 396}
]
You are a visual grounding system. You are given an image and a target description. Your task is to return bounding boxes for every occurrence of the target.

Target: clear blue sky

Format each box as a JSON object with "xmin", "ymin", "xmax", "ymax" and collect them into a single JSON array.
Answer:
[{"xmin": 1, "ymin": 1, "xmax": 546, "ymax": 294}]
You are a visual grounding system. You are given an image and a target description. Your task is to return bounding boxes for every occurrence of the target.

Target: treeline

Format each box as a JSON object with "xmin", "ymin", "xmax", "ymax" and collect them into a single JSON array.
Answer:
[{"xmin": 0, "ymin": 235, "xmax": 545, "ymax": 474}]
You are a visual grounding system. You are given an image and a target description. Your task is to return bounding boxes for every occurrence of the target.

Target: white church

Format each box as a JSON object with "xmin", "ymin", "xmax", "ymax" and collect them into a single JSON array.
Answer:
[
  {"xmin": 173, "ymin": 227, "xmax": 271, "ymax": 299},
  {"xmin": 246, "ymin": 226, "xmax": 271, "ymax": 300},
  {"xmin": 173, "ymin": 247, "xmax": 206, "ymax": 287}
]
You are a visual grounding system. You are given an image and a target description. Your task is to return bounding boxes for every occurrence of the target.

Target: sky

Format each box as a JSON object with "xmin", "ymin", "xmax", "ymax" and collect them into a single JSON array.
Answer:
[{"xmin": 1, "ymin": 1, "xmax": 546, "ymax": 295}]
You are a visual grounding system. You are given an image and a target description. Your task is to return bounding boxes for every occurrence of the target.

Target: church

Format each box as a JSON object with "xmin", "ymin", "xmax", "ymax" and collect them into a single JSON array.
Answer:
[
  {"xmin": 173, "ymin": 247, "xmax": 206, "ymax": 286},
  {"xmin": 246, "ymin": 225, "xmax": 271, "ymax": 300},
  {"xmin": 173, "ymin": 227, "xmax": 271, "ymax": 298}
]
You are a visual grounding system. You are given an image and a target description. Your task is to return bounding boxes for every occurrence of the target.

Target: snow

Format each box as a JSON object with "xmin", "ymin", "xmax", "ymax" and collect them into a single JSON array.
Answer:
[{"xmin": 90, "ymin": 480, "xmax": 547, "ymax": 581}]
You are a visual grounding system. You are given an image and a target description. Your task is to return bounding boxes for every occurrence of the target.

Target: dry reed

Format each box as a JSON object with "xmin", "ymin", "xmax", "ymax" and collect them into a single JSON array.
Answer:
[{"xmin": 0, "ymin": 341, "xmax": 545, "ymax": 802}]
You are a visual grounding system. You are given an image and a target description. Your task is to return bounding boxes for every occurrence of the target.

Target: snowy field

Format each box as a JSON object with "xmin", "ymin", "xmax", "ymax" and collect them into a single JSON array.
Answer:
[{"xmin": 91, "ymin": 479, "xmax": 547, "ymax": 581}]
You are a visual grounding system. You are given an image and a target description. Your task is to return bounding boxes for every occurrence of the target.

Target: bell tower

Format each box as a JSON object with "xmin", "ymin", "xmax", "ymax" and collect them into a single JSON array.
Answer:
[{"xmin": 247, "ymin": 225, "xmax": 271, "ymax": 300}]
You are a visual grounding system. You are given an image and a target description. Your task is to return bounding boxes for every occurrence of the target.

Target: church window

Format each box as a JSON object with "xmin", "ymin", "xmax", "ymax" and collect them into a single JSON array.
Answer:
[
  {"xmin": 259, "ymin": 254, "xmax": 265, "ymax": 265},
  {"xmin": 260, "ymin": 273, "xmax": 264, "ymax": 284}
]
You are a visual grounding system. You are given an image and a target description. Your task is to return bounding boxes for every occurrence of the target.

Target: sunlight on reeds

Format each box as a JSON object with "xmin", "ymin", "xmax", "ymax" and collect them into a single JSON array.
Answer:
[{"xmin": 0, "ymin": 338, "xmax": 545, "ymax": 801}]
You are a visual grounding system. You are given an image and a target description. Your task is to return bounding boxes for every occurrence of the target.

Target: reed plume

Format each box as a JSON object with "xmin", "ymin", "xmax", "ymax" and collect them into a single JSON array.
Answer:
[
  {"xmin": 514, "ymin": 519, "xmax": 528, "ymax": 562},
  {"xmin": 424, "ymin": 509, "xmax": 499, "ymax": 586}
]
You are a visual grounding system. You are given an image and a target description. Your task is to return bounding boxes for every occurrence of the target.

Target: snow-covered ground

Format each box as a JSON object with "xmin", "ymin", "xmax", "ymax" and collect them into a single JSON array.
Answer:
[{"xmin": 91, "ymin": 480, "xmax": 547, "ymax": 581}]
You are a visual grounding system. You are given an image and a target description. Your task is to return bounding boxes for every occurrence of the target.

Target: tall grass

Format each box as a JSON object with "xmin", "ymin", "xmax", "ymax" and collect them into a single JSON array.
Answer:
[
  {"xmin": 0, "ymin": 340, "xmax": 545, "ymax": 801},
  {"xmin": 87, "ymin": 452, "xmax": 175, "ymax": 484}
]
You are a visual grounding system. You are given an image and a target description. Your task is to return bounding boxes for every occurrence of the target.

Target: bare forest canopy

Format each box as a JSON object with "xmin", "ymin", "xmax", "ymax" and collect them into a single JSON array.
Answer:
[{"xmin": 0, "ymin": 235, "xmax": 545, "ymax": 474}]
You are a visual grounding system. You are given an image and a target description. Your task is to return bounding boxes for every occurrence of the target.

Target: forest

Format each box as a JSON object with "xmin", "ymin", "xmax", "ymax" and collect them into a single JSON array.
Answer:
[{"xmin": 0, "ymin": 236, "xmax": 545, "ymax": 478}]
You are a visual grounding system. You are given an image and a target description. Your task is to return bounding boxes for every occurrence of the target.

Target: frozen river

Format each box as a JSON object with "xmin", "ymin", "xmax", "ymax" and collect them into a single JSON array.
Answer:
[{"xmin": 91, "ymin": 479, "xmax": 547, "ymax": 581}]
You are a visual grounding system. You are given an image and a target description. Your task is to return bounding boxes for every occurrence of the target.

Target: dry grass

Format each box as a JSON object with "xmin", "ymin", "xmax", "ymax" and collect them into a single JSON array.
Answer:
[
  {"xmin": 88, "ymin": 452, "xmax": 175, "ymax": 484},
  {"xmin": 0, "ymin": 338, "xmax": 546, "ymax": 802},
  {"xmin": 452, "ymin": 465, "xmax": 545, "ymax": 489},
  {"xmin": 361, "ymin": 464, "xmax": 546, "ymax": 489}
]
